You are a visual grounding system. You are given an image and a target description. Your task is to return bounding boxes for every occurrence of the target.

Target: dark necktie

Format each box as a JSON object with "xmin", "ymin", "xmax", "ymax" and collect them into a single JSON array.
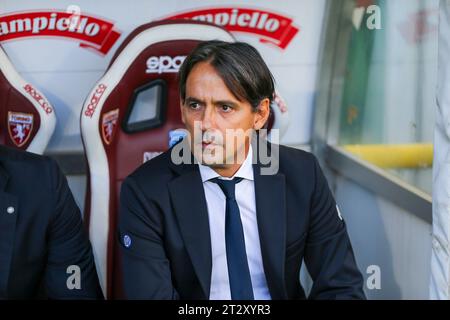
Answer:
[{"xmin": 211, "ymin": 177, "xmax": 254, "ymax": 300}]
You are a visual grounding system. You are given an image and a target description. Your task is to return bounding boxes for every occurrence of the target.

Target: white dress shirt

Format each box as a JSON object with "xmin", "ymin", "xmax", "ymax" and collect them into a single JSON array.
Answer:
[{"xmin": 198, "ymin": 145, "xmax": 271, "ymax": 300}]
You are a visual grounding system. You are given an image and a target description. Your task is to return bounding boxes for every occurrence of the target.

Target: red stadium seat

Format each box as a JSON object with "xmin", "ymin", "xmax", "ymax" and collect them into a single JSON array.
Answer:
[
  {"xmin": 80, "ymin": 20, "xmax": 235, "ymax": 299},
  {"xmin": 0, "ymin": 46, "xmax": 56, "ymax": 154}
]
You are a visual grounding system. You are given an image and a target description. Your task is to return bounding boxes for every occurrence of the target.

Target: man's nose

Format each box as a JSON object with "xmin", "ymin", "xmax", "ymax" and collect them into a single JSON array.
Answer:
[{"xmin": 201, "ymin": 106, "xmax": 215, "ymax": 131}]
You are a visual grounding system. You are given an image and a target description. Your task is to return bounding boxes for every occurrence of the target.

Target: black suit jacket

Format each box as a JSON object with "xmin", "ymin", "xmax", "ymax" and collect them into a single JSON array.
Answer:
[
  {"xmin": 118, "ymin": 141, "xmax": 365, "ymax": 299},
  {"xmin": 0, "ymin": 145, "xmax": 102, "ymax": 299}
]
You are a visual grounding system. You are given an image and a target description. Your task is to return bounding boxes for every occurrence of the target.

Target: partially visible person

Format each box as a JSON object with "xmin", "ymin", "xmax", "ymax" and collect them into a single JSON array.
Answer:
[{"xmin": 0, "ymin": 145, "xmax": 102, "ymax": 299}]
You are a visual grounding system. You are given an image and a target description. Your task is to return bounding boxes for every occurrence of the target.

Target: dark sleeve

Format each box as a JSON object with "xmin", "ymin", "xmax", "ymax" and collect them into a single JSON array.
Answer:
[
  {"xmin": 304, "ymin": 155, "xmax": 366, "ymax": 300},
  {"xmin": 44, "ymin": 158, "xmax": 102, "ymax": 299},
  {"xmin": 118, "ymin": 176, "xmax": 179, "ymax": 299}
]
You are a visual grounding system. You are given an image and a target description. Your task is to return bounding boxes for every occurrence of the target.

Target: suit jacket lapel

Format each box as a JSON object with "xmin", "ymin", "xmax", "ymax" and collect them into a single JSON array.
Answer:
[
  {"xmin": 253, "ymin": 148, "xmax": 288, "ymax": 299},
  {"xmin": 166, "ymin": 139, "xmax": 288, "ymax": 299},
  {"xmin": 0, "ymin": 162, "xmax": 18, "ymax": 298},
  {"xmin": 168, "ymin": 158, "xmax": 212, "ymax": 299}
]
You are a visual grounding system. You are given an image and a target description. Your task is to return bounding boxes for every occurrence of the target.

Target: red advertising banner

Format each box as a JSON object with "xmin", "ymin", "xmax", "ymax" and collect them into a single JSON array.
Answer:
[
  {"xmin": 164, "ymin": 7, "xmax": 300, "ymax": 49},
  {"xmin": 0, "ymin": 10, "xmax": 121, "ymax": 54}
]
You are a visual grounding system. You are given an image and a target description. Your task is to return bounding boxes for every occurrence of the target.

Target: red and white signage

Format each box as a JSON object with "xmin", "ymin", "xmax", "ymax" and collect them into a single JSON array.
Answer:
[
  {"xmin": 84, "ymin": 83, "xmax": 107, "ymax": 118},
  {"xmin": 0, "ymin": 10, "xmax": 121, "ymax": 54},
  {"xmin": 23, "ymin": 84, "xmax": 53, "ymax": 114},
  {"xmin": 164, "ymin": 7, "xmax": 299, "ymax": 49}
]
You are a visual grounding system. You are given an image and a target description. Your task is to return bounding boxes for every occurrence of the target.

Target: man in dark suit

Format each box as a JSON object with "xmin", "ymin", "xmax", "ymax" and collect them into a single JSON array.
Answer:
[
  {"xmin": 118, "ymin": 41, "xmax": 365, "ymax": 300},
  {"xmin": 0, "ymin": 145, "xmax": 102, "ymax": 299}
]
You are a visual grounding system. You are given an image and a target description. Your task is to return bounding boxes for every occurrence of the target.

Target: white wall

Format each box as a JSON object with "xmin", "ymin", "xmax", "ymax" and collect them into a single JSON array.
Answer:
[{"xmin": 334, "ymin": 175, "xmax": 431, "ymax": 299}]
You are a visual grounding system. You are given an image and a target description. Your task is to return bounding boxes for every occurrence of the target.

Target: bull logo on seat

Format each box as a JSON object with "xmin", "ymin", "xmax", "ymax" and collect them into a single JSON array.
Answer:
[
  {"xmin": 8, "ymin": 111, "xmax": 33, "ymax": 147},
  {"xmin": 101, "ymin": 108, "xmax": 119, "ymax": 145}
]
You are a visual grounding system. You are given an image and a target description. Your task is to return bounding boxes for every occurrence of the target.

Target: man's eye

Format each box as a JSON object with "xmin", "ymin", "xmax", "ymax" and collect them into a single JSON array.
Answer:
[
  {"xmin": 220, "ymin": 105, "xmax": 232, "ymax": 112},
  {"xmin": 189, "ymin": 102, "xmax": 200, "ymax": 110}
]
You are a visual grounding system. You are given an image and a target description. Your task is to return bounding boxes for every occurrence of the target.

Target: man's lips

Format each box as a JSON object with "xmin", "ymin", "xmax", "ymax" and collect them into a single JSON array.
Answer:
[
  {"xmin": 200, "ymin": 142, "xmax": 222, "ymax": 149},
  {"xmin": 202, "ymin": 141, "xmax": 216, "ymax": 148}
]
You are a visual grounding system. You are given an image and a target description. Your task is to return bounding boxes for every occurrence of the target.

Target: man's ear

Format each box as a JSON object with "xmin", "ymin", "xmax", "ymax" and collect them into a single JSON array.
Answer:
[
  {"xmin": 180, "ymin": 98, "xmax": 186, "ymax": 124},
  {"xmin": 253, "ymin": 98, "xmax": 270, "ymax": 130}
]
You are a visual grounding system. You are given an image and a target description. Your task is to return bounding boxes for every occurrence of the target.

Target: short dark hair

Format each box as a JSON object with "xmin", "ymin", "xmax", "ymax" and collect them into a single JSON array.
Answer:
[{"xmin": 178, "ymin": 40, "xmax": 275, "ymax": 111}]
